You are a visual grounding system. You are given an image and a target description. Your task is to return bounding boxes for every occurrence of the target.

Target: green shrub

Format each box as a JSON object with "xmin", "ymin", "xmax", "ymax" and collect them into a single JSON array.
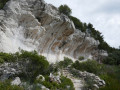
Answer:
[
  {"xmin": 0, "ymin": 52, "xmax": 16, "ymax": 62},
  {"xmin": 58, "ymin": 57, "xmax": 73, "ymax": 68},
  {"xmin": 78, "ymin": 56, "xmax": 84, "ymax": 61},
  {"xmin": 84, "ymin": 75, "xmax": 96, "ymax": 89},
  {"xmin": 36, "ymin": 75, "xmax": 74, "ymax": 90},
  {"xmin": 0, "ymin": 80, "xmax": 24, "ymax": 90},
  {"xmin": 0, "ymin": 58, "xmax": 4, "ymax": 63},
  {"xmin": 60, "ymin": 76, "xmax": 75, "ymax": 90},
  {"xmin": 0, "ymin": 50, "xmax": 49, "ymax": 82},
  {"xmin": 47, "ymin": 64, "xmax": 59, "ymax": 73},
  {"xmin": 103, "ymin": 50, "xmax": 120, "ymax": 65},
  {"xmin": 17, "ymin": 50, "xmax": 49, "ymax": 80},
  {"xmin": 69, "ymin": 16, "xmax": 86, "ymax": 32},
  {"xmin": 100, "ymin": 74, "xmax": 120, "ymax": 90},
  {"xmin": 72, "ymin": 59, "xmax": 120, "ymax": 89},
  {"xmin": 58, "ymin": 4, "xmax": 72, "ymax": 16},
  {"xmin": 72, "ymin": 60, "xmax": 101, "ymax": 74},
  {"xmin": 99, "ymin": 65, "xmax": 120, "ymax": 90}
]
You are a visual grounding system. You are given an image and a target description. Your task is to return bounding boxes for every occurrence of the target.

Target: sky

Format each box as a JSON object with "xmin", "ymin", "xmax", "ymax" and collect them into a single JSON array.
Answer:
[{"xmin": 45, "ymin": 0, "xmax": 120, "ymax": 48}]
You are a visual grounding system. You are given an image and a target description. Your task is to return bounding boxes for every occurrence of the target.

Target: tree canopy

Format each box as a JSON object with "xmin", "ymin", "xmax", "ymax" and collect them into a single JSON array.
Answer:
[{"xmin": 58, "ymin": 4, "xmax": 72, "ymax": 16}]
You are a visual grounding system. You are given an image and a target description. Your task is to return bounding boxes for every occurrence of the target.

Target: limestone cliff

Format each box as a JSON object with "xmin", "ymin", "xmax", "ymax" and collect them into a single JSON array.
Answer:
[{"xmin": 0, "ymin": 0, "xmax": 101, "ymax": 63}]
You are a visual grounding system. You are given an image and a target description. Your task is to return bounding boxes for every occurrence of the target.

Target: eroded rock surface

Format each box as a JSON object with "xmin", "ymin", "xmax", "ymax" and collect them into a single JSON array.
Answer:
[{"xmin": 0, "ymin": 0, "xmax": 101, "ymax": 62}]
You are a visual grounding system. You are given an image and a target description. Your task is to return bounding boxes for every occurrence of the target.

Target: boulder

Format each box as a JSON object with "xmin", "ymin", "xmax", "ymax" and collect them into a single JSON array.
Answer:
[
  {"xmin": 49, "ymin": 73, "xmax": 61, "ymax": 83},
  {"xmin": 11, "ymin": 77, "xmax": 21, "ymax": 85}
]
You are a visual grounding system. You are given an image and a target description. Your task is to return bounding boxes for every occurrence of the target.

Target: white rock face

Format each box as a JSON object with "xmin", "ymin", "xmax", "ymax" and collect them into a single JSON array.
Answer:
[
  {"xmin": 11, "ymin": 77, "xmax": 21, "ymax": 85},
  {"xmin": 0, "ymin": 0, "xmax": 101, "ymax": 63}
]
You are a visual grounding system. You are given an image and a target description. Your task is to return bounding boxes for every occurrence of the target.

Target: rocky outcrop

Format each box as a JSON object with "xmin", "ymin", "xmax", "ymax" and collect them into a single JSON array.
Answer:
[
  {"xmin": 0, "ymin": 62, "xmax": 22, "ymax": 81},
  {"xmin": 0, "ymin": 0, "xmax": 101, "ymax": 63},
  {"xmin": 69, "ymin": 68, "xmax": 105, "ymax": 89},
  {"xmin": 62, "ymin": 68, "xmax": 85, "ymax": 90}
]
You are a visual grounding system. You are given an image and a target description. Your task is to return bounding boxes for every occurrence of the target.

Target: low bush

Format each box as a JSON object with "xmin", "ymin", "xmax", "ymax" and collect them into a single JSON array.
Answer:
[
  {"xmin": 17, "ymin": 50, "xmax": 49, "ymax": 81},
  {"xmin": 47, "ymin": 64, "xmax": 59, "ymax": 73},
  {"xmin": 72, "ymin": 59, "xmax": 120, "ymax": 89},
  {"xmin": 78, "ymin": 56, "xmax": 84, "ymax": 61},
  {"xmin": 0, "ymin": 50, "xmax": 49, "ymax": 82},
  {"xmin": 84, "ymin": 75, "xmax": 96, "ymax": 89},
  {"xmin": 0, "ymin": 58, "xmax": 4, "ymax": 63},
  {"xmin": 72, "ymin": 60, "xmax": 101, "ymax": 74},
  {"xmin": 103, "ymin": 50, "xmax": 120, "ymax": 65},
  {"xmin": 99, "ymin": 65, "xmax": 120, "ymax": 90},
  {"xmin": 69, "ymin": 16, "xmax": 86, "ymax": 32},
  {"xmin": 60, "ymin": 76, "xmax": 75, "ymax": 90},
  {"xmin": 58, "ymin": 57, "xmax": 73, "ymax": 68},
  {"xmin": 35, "ymin": 75, "xmax": 74, "ymax": 90},
  {"xmin": 0, "ymin": 52, "xmax": 16, "ymax": 62},
  {"xmin": 0, "ymin": 80, "xmax": 23, "ymax": 90}
]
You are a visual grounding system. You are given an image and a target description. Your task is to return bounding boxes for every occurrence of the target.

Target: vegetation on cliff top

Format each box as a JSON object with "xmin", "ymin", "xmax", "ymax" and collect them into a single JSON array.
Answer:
[
  {"xmin": 59, "ymin": 4, "xmax": 120, "ymax": 66},
  {"xmin": 58, "ymin": 4, "xmax": 116, "ymax": 53}
]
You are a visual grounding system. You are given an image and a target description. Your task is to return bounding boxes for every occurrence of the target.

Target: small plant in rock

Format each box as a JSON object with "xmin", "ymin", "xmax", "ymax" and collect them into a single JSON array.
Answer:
[
  {"xmin": 0, "ymin": 58, "xmax": 4, "ymax": 63},
  {"xmin": 78, "ymin": 56, "xmax": 84, "ymax": 61},
  {"xmin": 58, "ymin": 57, "xmax": 73, "ymax": 68}
]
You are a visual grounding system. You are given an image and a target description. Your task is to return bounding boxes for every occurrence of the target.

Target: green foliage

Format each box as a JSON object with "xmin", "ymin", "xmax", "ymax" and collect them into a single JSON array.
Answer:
[
  {"xmin": 20, "ymin": 50, "xmax": 49, "ymax": 71},
  {"xmin": 78, "ymin": 56, "xmax": 84, "ymax": 61},
  {"xmin": 58, "ymin": 57, "xmax": 73, "ymax": 68},
  {"xmin": 16, "ymin": 50, "xmax": 49, "ymax": 81},
  {"xmin": 47, "ymin": 64, "xmax": 59, "ymax": 73},
  {"xmin": 72, "ymin": 59, "xmax": 120, "ymax": 89},
  {"xmin": 103, "ymin": 50, "xmax": 120, "ymax": 65},
  {"xmin": 0, "ymin": 58, "xmax": 4, "ymax": 63},
  {"xmin": 72, "ymin": 60, "xmax": 101, "ymax": 74},
  {"xmin": 35, "ymin": 76, "xmax": 74, "ymax": 90},
  {"xmin": 0, "ymin": 50, "xmax": 49, "ymax": 81},
  {"xmin": 69, "ymin": 16, "xmax": 86, "ymax": 32},
  {"xmin": 99, "ymin": 65, "xmax": 120, "ymax": 90},
  {"xmin": 0, "ymin": 52, "xmax": 16, "ymax": 62},
  {"xmin": 58, "ymin": 4, "xmax": 72, "ymax": 16},
  {"xmin": 84, "ymin": 75, "xmax": 96, "ymax": 89},
  {"xmin": 0, "ymin": 80, "xmax": 23, "ymax": 90},
  {"xmin": 60, "ymin": 76, "xmax": 75, "ymax": 90},
  {"xmin": 0, "ymin": 0, "xmax": 9, "ymax": 9}
]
